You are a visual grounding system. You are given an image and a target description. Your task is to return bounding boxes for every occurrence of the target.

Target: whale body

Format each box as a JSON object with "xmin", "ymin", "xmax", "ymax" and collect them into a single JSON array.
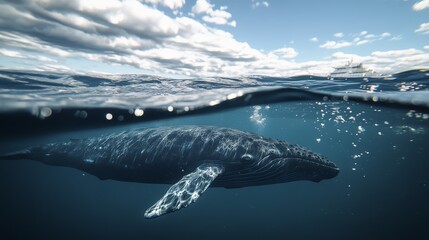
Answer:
[{"xmin": 1, "ymin": 126, "xmax": 339, "ymax": 218}]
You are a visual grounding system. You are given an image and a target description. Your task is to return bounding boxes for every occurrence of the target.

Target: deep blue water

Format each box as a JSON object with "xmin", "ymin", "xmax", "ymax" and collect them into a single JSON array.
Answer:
[{"xmin": 0, "ymin": 69, "xmax": 428, "ymax": 240}]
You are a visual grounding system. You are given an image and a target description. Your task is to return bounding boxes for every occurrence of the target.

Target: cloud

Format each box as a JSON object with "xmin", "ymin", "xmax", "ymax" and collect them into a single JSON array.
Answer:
[
  {"xmin": 380, "ymin": 32, "xmax": 391, "ymax": 38},
  {"xmin": 238, "ymin": 46, "xmax": 429, "ymax": 76},
  {"xmin": 334, "ymin": 32, "xmax": 344, "ymax": 38},
  {"xmin": 142, "ymin": 0, "xmax": 185, "ymax": 10},
  {"xmin": 0, "ymin": 1, "xmax": 427, "ymax": 77},
  {"xmin": 269, "ymin": 47, "xmax": 298, "ymax": 59},
  {"xmin": 0, "ymin": 0, "xmax": 252, "ymax": 76},
  {"xmin": 0, "ymin": 32, "xmax": 72, "ymax": 57},
  {"xmin": 191, "ymin": 0, "xmax": 236, "ymax": 26},
  {"xmin": 415, "ymin": 22, "xmax": 429, "ymax": 34},
  {"xmin": 320, "ymin": 32, "xmax": 392, "ymax": 49},
  {"xmin": 220, "ymin": 46, "xmax": 429, "ymax": 76},
  {"xmin": 371, "ymin": 48, "xmax": 423, "ymax": 58},
  {"xmin": 412, "ymin": 0, "xmax": 429, "ymax": 11},
  {"xmin": 35, "ymin": 64, "xmax": 74, "ymax": 73},
  {"xmin": 425, "ymin": 45, "xmax": 429, "ymax": 50},
  {"xmin": 309, "ymin": 37, "xmax": 318, "ymax": 42},
  {"xmin": 331, "ymin": 48, "xmax": 429, "ymax": 73},
  {"xmin": 252, "ymin": 1, "xmax": 269, "ymax": 8},
  {"xmin": 192, "ymin": 0, "xmax": 212, "ymax": 13},
  {"xmin": 202, "ymin": 11, "xmax": 236, "ymax": 27},
  {"xmin": 320, "ymin": 41, "xmax": 353, "ymax": 49},
  {"xmin": 0, "ymin": 48, "xmax": 56, "ymax": 62},
  {"xmin": 390, "ymin": 35, "xmax": 402, "ymax": 41}
]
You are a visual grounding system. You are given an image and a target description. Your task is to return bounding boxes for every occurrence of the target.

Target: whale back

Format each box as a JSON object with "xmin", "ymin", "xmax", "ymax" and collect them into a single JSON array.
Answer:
[{"xmin": 1, "ymin": 126, "xmax": 279, "ymax": 183}]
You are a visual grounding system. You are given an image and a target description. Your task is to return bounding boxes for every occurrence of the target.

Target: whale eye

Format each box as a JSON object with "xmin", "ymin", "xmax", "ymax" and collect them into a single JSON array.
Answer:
[{"xmin": 241, "ymin": 154, "xmax": 254, "ymax": 162}]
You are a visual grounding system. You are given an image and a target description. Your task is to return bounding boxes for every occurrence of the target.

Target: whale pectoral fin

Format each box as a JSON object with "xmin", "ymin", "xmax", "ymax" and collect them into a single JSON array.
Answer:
[{"xmin": 144, "ymin": 164, "xmax": 224, "ymax": 219}]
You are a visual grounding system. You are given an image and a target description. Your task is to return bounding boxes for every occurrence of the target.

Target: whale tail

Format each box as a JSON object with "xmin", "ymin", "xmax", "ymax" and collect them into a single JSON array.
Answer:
[{"xmin": 0, "ymin": 149, "xmax": 32, "ymax": 160}]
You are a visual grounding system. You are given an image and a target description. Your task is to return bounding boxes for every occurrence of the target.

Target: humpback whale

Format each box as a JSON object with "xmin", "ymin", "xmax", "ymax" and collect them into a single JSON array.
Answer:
[{"xmin": 0, "ymin": 126, "xmax": 339, "ymax": 218}]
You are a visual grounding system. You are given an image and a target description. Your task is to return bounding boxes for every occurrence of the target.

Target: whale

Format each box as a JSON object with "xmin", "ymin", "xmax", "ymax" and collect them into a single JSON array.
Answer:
[{"xmin": 0, "ymin": 126, "xmax": 339, "ymax": 218}]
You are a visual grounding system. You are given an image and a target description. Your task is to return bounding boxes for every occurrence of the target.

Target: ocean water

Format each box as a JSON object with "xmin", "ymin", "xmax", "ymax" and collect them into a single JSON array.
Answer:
[{"xmin": 0, "ymin": 69, "xmax": 428, "ymax": 240}]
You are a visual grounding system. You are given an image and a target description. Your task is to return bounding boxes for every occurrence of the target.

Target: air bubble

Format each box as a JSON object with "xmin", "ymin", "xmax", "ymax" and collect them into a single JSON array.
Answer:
[
  {"xmin": 134, "ymin": 108, "xmax": 144, "ymax": 117},
  {"xmin": 106, "ymin": 113, "xmax": 113, "ymax": 120},
  {"xmin": 40, "ymin": 107, "xmax": 52, "ymax": 118},
  {"xmin": 74, "ymin": 110, "xmax": 87, "ymax": 119}
]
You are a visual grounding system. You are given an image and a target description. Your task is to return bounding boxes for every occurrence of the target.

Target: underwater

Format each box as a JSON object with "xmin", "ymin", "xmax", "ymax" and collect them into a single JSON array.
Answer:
[
  {"xmin": 1, "ymin": 0, "xmax": 429, "ymax": 240},
  {"xmin": 1, "ymin": 69, "xmax": 428, "ymax": 239}
]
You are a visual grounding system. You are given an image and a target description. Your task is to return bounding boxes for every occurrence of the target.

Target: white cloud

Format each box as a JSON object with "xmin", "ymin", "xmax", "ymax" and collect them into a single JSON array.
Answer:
[
  {"xmin": 412, "ymin": 0, "xmax": 429, "ymax": 11},
  {"xmin": 380, "ymin": 32, "xmax": 391, "ymax": 38},
  {"xmin": 0, "ymin": 49, "xmax": 25, "ymax": 58},
  {"xmin": 0, "ymin": 32, "xmax": 71, "ymax": 57},
  {"xmin": 330, "ymin": 49, "xmax": 429, "ymax": 73},
  {"xmin": 310, "ymin": 37, "xmax": 318, "ymax": 42},
  {"xmin": 356, "ymin": 39, "xmax": 370, "ymax": 46},
  {"xmin": 252, "ymin": 1, "xmax": 269, "ymax": 8},
  {"xmin": 192, "ymin": 0, "xmax": 212, "ymax": 14},
  {"xmin": 230, "ymin": 47, "xmax": 429, "ymax": 76},
  {"xmin": 0, "ymin": 0, "xmax": 248, "ymax": 76},
  {"xmin": 424, "ymin": 45, "xmax": 429, "ymax": 50},
  {"xmin": 202, "ymin": 10, "xmax": 234, "ymax": 26},
  {"xmin": 320, "ymin": 32, "xmax": 393, "ymax": 49},
  {"xmin": 35, "ymin": 64, "xmax": 74, "ymax": 73},
  {"xmin": 0, "ymin": 48, "xmax": 56, "ymax": 62},
  {"xmin": 320, "ymin": 41, "xmax": 353, "ymax": 49},
  {"xmin": 0, "ymin": 1, "xmax": 427, "ymax": 77},
  {"xmin": 241, "ymin": 47, "xmax": 429, "ymax": 76},
  {"xmin": 269, "ymin": 47, "xmax": 298, "ymax": 59},
  {"xmin": 415, "ymin": 22, "xmax": 429, "ymax": 34},
  {"xmin": 191, "ymin": 0, "xmax": 236, "ymax": 26},
  {"xmin": 75, "ymin": 0, "xmax": 181, "ymax": 37},
  {"xmin": 334, "ymin": 32, "xmax": 344, "ymax": 38},
  {"xmin": 141, "ymin": 0, "xmax": 185, "ymax": 10},
  {"xmin": 372, "ymin": 48, "xmax": 423, "ymax": 58},
  {"xmin": 390, "ymin": 35, "xmax": 402, "ymax": 41}
]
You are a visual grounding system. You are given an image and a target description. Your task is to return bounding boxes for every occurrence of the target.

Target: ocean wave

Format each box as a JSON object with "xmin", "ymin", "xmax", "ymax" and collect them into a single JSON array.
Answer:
[{"xmin": 0, "ymin": 69, "xmax": 428, "ymax": 137}]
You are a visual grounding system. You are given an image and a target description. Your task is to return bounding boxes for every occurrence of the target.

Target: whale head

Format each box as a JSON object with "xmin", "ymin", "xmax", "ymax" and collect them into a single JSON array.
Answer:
[
  {"xmin": 218, "ymin": 139, "xmax": 339, "ymax": 188},
  {"xmin": 271, "ymin": 141, "xmax": 340, "ymax": 183}
]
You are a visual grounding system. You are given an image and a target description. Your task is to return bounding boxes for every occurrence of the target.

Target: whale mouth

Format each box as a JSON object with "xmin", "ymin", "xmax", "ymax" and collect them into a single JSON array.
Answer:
[
  {"xmin": 214, "ymin": 155, "xmax": 339, "ymax": 188},
  {"xmin": 288, "ymin": 156, "xmax": 340, "ymax": 181},
  {"xmin": 299, "ymin": 157, "xmax": 339, "ymax": 171}
]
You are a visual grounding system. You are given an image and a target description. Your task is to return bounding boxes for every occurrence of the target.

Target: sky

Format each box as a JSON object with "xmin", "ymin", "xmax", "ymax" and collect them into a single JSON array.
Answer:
[{"xmin": 0, "ymin": 0, "xmax": 428, "ymax": 77}]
